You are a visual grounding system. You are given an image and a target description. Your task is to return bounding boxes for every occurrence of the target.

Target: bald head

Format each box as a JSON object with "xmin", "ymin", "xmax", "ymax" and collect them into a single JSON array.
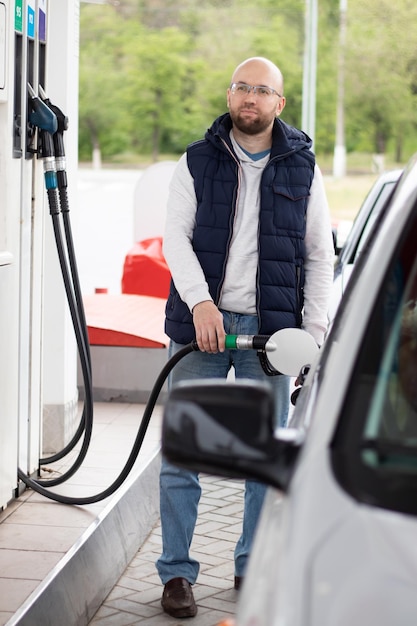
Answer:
[{"xmin": 231, "ymin": 57, "xmax": 284, "ymax": 96}]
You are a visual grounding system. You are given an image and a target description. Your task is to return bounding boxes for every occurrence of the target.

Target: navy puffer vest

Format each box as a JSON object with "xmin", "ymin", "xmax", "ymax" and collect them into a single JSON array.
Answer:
[{"xmin": 165, "ymin": 113, "xmax": 315, "ymax": 344}]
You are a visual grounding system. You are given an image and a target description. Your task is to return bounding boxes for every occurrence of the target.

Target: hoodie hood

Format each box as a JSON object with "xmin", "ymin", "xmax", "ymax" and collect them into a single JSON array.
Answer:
[{"xmin": 204, "ymin": 112, "xmax": 314, "ymax": 163}]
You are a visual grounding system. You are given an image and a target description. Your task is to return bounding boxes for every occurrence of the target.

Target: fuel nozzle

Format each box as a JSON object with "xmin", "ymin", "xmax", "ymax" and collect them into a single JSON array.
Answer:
[
  {"xmin": 193, "ymin": 329, "xmax": 319, "ymax": 378},
  {"xmin": 28, "ymin": 83, "xmax": 57, "ymax": 136},
  {"xmin": 225, "ymin": 334, "xmax": 280, "ymax": 376},
  {"xmin": 38, "ymin": 85, "xmax": 68, "ymax": 158},
  {"xmin": 28, "ymin": 84, "xmax": 59, "ymax": 213},
  {"xmin": 38, "ymin": 85, "xmax": 69, "ymax": 210},
  {"xmin": 225, "ymin": 334, "xmax": 277, "ymax": 352}
]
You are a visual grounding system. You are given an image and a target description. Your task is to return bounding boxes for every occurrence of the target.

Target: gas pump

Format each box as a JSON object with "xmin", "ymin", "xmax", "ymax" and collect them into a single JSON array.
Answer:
[{"xmin": 0, "ymin": 0, "xmax": 80, "ymax": 511}]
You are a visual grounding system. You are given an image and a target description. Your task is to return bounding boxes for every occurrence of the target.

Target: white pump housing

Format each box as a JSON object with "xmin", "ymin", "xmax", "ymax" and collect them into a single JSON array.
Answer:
[{"xmin": 0, "ymin": 0, "xmax": 80, "ymax": 510}]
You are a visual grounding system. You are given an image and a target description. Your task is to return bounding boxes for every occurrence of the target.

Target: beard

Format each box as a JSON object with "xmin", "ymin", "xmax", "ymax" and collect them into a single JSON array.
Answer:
[{"xmin": 229, "ymin": 107, "xmax": 275, "ymax": 135}]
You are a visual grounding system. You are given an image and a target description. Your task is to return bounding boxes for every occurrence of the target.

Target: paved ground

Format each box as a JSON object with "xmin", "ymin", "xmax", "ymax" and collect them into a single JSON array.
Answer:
[{"xmin": 89, "ymin": 475, "xmax": 243, "ymax": 625}]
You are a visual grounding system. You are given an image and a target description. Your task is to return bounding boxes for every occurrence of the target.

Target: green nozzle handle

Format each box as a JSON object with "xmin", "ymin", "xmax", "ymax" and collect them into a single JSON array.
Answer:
[
  {"xmin": 225, "ymin": 334, "xmax": 273, "ymax": 350},
  {"xmin": 225, "ymin": 334, "xmax": 238, "ymax": 349}
]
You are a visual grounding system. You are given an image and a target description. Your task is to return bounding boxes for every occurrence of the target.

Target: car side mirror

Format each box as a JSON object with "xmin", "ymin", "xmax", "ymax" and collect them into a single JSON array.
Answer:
[{"xmin": 161, "ymin": 379, "xmax": 303, "ymax": 492}]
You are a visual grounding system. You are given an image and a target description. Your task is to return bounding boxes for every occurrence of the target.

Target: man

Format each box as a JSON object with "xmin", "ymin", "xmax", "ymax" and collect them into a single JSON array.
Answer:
[{"xmin": 157, "ymin": 56, "xmax": 334, "ymax": 618}]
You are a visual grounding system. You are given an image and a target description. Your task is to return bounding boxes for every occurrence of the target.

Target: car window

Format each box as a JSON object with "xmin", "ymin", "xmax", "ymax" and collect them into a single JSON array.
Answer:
[
  {"xmin": 354, "ymin": 180, "xmax": 397, "ymax": 261},
  {"xmin": 331, "ymin": 201, "xmax": 417, "ymax": 516}
]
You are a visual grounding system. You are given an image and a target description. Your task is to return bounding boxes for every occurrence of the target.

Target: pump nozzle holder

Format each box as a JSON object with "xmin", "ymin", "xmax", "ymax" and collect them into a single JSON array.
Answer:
[
  {"xmin": 38, "ymin": 85, "xmax": 68, "ymax": 132},
  {"xmin": 28, "ymin": 83, "xmax": 58, "ymax": 134}
]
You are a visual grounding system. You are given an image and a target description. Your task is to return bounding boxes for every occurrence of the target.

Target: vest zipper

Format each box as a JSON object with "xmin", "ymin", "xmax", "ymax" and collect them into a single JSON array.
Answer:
[{"xmin": 215, "ymin": 138, "xmax": 241, "ymax": 305}]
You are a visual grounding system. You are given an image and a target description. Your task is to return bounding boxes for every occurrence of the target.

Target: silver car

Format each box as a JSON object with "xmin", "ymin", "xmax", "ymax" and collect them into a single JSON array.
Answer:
[{"xmin": 162, "ymin": 152, "xmax": 417, "ymax": 626}]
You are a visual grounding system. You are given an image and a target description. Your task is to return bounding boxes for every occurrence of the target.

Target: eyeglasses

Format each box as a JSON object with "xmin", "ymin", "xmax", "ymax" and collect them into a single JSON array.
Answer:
[{"xmin": 229, "ymin": 82, "xmax": 282, "ymax": 99}]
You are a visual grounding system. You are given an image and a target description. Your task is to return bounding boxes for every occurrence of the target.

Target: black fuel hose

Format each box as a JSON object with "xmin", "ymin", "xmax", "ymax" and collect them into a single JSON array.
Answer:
[
  {"xmin": 19, "ymin": 145, "xmax": 94, "ymax": 486},
  {"xmin": 35, "ymin": 94, "xmax": 93, "ymax": 468},
  {"xmin": 39, "ymin": 190, "xmax": 92, "ymax": 466},
  {"xmin": 18, "ymin": 325, "xmax": 279, "ymax": 504},
  {"xmin": 17, "ymin": 342, "xmax": 196, "ymax": 505},
  {"xmin": 32, "ymin": 209, "xmax": 94, "ymax": 486},
  {"xmin": 19, "ymin": 100, "xmax": 94, "ymax": 482}
]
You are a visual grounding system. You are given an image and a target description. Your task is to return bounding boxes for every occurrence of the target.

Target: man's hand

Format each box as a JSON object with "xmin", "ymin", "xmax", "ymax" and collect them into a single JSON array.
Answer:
[{"xmin": 192, "ymin": 301, "xmax": 226, "ymax": 353}]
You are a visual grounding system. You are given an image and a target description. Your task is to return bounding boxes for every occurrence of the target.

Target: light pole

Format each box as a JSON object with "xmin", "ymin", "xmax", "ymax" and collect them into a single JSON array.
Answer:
[
  {"xmin": 333, "ymin": 0, "xmax": 347, "ymax": 178},
  {"xmin": 302, "ymin": 0, "xmax": 318, "ymax": 147}
]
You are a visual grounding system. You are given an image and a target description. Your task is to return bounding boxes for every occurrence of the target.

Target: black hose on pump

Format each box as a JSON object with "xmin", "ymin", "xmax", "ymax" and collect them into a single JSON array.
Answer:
[
  {"xmin": 18, "ymin": 124, "xmax": 95, "ymax": 489},
  {"xmin": 38, "ymin": 154, "xmax": 92, "ymax": 467},
  {"xmin": 20, "ymin": 90, "xmax": 96, "ymax": 492},
  {"xmin": 33, "ymin": 87, "xmax": 93, "ymax": 470},
  {"xmin": 18, "ymin": 343, "xmax": 196, "ymax": 505}
]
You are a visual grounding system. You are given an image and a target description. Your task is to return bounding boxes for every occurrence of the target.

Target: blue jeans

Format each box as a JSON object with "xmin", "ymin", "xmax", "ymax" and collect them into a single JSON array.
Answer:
[{"xmin": 156, "ymin": 311, "xmax": 290, "ymax": 584}]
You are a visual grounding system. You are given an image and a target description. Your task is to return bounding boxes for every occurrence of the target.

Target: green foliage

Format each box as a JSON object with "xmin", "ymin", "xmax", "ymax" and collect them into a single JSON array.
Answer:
[
  {"xmin": 345, "ymin": 0, "xmax": 417, "ymax": 155},
  {"xmin": 79, "ymin": 5, "xmax": 131, "ymax": 159},
  {"xmin": 78, "ymin": 0, "xmax": 417, "ymax": 163}
]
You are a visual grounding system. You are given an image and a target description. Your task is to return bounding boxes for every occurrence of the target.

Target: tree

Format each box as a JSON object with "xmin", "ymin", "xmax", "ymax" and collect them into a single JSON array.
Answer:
[
  {"xmin": 78, "ymin": 6, "xmax": 130, "ymax": 162},
  {"xmin": 345, "ymin": 0, "xmax": 417, "ymax": 160},
  {"xmin": 122, "ymin": 25, "xmax": 202, "ymax": 160}
]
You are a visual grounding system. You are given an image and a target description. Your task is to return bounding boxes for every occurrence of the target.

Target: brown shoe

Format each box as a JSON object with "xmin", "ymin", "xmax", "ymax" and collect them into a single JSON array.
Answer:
[
  {"xmin": 234, "ymin": 575, "xmax": 243, "ymax": 590},
  {"xmin": 161, "ymin": 577, "xmax": 197, "ymax": 618}
]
